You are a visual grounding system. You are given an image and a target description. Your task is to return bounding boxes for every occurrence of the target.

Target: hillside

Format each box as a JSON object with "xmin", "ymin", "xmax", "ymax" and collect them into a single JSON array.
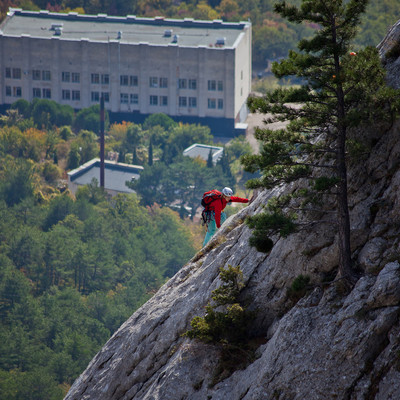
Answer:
[{"xmin": 64, "ymin": 23, "xmax": 400, "ymax": 400}]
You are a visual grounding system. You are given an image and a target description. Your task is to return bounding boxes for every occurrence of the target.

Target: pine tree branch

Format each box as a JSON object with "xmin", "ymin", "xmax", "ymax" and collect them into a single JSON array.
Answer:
[{"xmin": 291, "ymin": 161, "xmax": 337, "ymax": 169}]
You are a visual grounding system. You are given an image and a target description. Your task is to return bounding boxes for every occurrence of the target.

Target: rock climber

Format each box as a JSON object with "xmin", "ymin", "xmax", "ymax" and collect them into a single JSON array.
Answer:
[{"xmin": 202, "ymin": 187, "xmax": 249, "ymax": 246}]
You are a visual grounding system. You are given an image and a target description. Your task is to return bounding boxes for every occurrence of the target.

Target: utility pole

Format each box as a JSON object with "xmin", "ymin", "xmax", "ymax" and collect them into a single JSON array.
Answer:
[{"xmin": 100, "ymin": 95, "xmax": 105, "ymax": 188}]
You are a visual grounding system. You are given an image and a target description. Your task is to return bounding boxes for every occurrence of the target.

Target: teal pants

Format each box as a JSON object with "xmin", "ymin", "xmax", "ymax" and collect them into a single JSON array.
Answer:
[{"xmin": 203, "ymin": 212, "xmax": 226, "ymax": 247}]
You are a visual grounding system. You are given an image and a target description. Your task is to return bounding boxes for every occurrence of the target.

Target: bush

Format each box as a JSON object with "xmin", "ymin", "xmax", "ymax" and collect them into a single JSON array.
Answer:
[
  {"xmin": 41, "ymin": 162, "xmax": 61, "ymax": 185},
  {"xmin": 185, "ymin": 265, "xmax": 256, "ymax": 385},
  {"xmin": 11, "ymin": 99, "xmax": 31, "ymax": 118},
  {"xmin": 287, "ymin": 274, "xmax": 311, "ymax": 302},
  {"xmin": 186, "ymin": 265, "xmax": 253, "ymax": 345}
]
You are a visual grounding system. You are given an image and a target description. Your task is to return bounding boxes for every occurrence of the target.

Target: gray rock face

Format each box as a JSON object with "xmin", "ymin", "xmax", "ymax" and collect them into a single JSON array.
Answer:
[
  {"xmin": 66, "ymin": 28, "xmax": 400, "ymax": 400},
  {"xmin": 65, "ymin": 119, "xmax": 400, "ymax": 399},
  {"xmin": 378, "ymin": 19, "xmax": 400, "ymax": 89}
]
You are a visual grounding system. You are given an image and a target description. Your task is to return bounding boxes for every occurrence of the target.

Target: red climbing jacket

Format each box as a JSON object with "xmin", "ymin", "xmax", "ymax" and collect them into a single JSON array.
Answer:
[{"xmin": 201, "ymin": 190, "xmax": 249, "ymax": 228}]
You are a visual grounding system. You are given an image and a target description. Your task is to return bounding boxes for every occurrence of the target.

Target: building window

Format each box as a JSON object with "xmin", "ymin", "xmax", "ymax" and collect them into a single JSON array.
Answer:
[
  {"xmin": 218, "ymin": 99, "xmax": 223, "ymax": 109},
  {"xmin": 62, "ymin": 89, "xmax": 70, "ymax": 100},
  {"xmin": 62, "ymin": 72, "xmax": 70, "ymax": 82},
  {"xmin": 42, "ymin": 88, "xmax": 51, "ymax": 99},
  {"xmin": 13, "ymin": 87, "xmax": 21, "ymax": 97},
  {"xmin": 241, "ymin": 70, "xmax": 243, "ymax": 80},
  {"xmin": 120, "ymin": 75, "xmax": 128, "ymax": 86},
  {"xmin": 42, "ymin": 70, "xmax": 51, "ymax": 81},
  {"xmin": 13, "ymin": 68, "xmax": 21, "ymax": 79},
  {"xmin": 91, "ymin": 73, "xmax": 100, "ymax": 84},
  {"xmin": 5, "ymin": 86, "xmax": 11, "ymax": 96},
  {"xmin": 33, "ymin": 88, "xmax": 41, "ymax": 98},
  {"xmin": 218, "ymin": 81, "xmax": 223, "ymax": 91},
  {"xmin": 208, "ymin": 80, "xmax": 216, "ymax": 91},
  {"xmin": 102, "ymin": 92, "xmax": 109, "ymax": 102},
  {"xmin": 150, "ymin": 95, "xmax": 158, "ymax": 106},
  {"xmin": 160, "ymin": 96, "xmax": 168, "ymax": 106},
  {"xmin": 179, "ymin": 96, "xmax": 187, "ymax": 107},
  {"xmin": 101, "ymin": 74, "xmax": 109, "ymax": 85},
  {"xmin": 14, "ymin": 87, "xmax": 22, "ymax": 97},
  {"xmin": 149, "ymin": 77, "xmax": 158, "ymax": 88},
  {"xmin": 130, "ymin": 93, "xmax": 138, "ymax": 104},
  {"xmin": 120, "ymin": 93, "xmax": 129, "ymax": 104},
  {"xmin": 32, "ymin": 70, "xmax": 41, "ymax": 80},
  {"xmin": 91, "ymin": 91, "xmax": 99, "ymax": 102},
  {"xmin": 5, "ymin": 67, "xmax": 11, "ymax": 78},
  {"xmin": 72, "ymin": 90, "xmax": 80, "ymax": 101},
  {"xmin": 130, "ymin": 75, "xmax": 138, "ymax": 86},
  {"xmin": 178, "ymin": 78, "xmax": 187, "ymax": 89},
  {"xmin": 189, "ymin": 79, "xmax": 197, "ymax": 90},
  {"xmin": 72, "ymin": 73, "xmax": 80, "ymax": 83},
  {"xmin": 208, "ymin": 98, "xmax": 216, "ymax": 109},
  {"xmin": 159, "ymin": 77, "xmax": 168, "ymax": 88},
  {"xmin": 189, "ymin": 97, "xmax": 197, "ymax": 108}
]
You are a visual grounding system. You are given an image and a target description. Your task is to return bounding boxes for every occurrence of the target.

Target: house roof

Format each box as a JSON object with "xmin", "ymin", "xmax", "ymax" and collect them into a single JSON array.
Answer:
[
  {"xmin": 68, "ymin": 158, "xmax": 143, "ymax": 194},
  {"xmin": 183, "ymin": 143, "xmax": 223, "ymax": 164},
  {"xmin": 1, "ymin": 9, "xmax": 250, "ymax": 48}
]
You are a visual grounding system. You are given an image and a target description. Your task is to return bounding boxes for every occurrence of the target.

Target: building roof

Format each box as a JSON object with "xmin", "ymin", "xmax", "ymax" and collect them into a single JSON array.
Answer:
[
  {"xmin": 183, "ymin": 143, "xmax": 223, "ymax": 164},
  {"xmin": 68, "ymin": 158, "xmax": 143, "ymax": 194},
  {"xmin": 1, "ymin": 9, "xmax": 250, "ymax": 48}
]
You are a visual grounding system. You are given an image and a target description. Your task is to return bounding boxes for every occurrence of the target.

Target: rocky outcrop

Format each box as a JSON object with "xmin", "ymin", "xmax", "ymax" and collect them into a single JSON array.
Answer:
[
  {"xmin": 378, "ymin": 19, "xmax": 400, "ymax": 89},
  {"xmin": 65, "ymin": 117, "xmax": 400, "ymax": 399},
  {"xmin": 65, "ymin": 27, "xmax": 400, "ymax": 400}
]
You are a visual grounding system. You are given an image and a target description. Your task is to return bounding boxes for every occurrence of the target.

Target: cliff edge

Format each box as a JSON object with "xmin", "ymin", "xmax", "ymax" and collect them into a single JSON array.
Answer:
[{"xmin": 65, "ymin": 25, "xmax": 400, "ymax": 400}]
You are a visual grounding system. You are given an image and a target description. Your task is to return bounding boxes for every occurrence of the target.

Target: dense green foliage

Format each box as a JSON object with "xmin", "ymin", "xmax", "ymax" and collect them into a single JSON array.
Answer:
[
  {"xmin": 242, "ymin": 0, "xmax": 400, "ymax": 281},
  {"xmin": 0, "ymin": 98, "xmax": 248, "ymax": 398},
  {"xmin": 186, "ymin": 265, "xmax": 256, "ymax": 385},
  {"xmin": 186, "ymin": 265, "xmax": 253, "ymax": 345},
  {"xmin": 1, "ymin": 0, "xmax": 399, "ymax": 66},
  {"xmin": 0, "ymin": 118, "xmax": 196, "ymax": 398}
]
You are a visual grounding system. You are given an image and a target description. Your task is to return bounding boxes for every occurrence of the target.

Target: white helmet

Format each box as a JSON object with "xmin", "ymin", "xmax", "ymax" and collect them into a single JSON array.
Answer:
[{"xmin": 222, "ymin": 187, "xmax": 233, "ymax": 197}]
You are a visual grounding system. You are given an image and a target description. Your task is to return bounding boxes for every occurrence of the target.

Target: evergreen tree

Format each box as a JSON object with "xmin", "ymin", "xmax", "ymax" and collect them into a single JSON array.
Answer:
[
  {"xmin": 242, "ymin": 0, "xmax": 400, "ymax": 283},
  {"xmin": 148, "ymin": 138, "xmax": 153, "ymax": 166}
]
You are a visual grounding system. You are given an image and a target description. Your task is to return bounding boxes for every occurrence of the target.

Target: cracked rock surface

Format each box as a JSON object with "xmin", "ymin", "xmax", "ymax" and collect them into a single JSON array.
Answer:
[{"xmin": 66, "ymin": 30, "xmax": 400, "ymax": 400}]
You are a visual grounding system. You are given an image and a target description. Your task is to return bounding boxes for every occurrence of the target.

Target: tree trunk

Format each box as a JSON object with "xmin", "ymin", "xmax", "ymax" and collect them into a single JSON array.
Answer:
[
  {"xmin": 332, "ymin": 18, "xmax": 356, "ymax": 285},
  {"xmin": 336, "ymin": 86, "xmax": 355, "ymax": 283},
  {"xmin": 336, "ymin": 130, "xmax": 353, "ymax": 280}
]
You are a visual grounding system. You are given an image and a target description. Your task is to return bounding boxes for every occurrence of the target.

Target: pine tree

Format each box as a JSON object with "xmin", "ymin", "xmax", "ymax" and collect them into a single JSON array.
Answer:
[
  {"xmin": 242, "ymin": 0, "xmax": 400, "ymax": 284},
  {"xmin": 148, "ymin": 138, "xmax": 153, "ymax": 166}
]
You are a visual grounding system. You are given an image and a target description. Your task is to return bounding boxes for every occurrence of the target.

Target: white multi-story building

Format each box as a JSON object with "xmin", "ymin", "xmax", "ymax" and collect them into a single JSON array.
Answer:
[{"xmin": 0, "ymin": 8, "xmax": 251, "ymax": 136}]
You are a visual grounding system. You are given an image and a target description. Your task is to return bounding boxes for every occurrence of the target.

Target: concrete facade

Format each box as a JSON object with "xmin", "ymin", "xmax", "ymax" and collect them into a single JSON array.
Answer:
[{"xmin": 0, "ymin": 9, "xmax": 252, "ymax": 135}]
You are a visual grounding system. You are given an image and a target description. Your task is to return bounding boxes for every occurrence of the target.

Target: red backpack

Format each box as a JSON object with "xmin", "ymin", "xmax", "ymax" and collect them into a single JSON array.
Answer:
[{"xmin": 201, "ymin": 190, "xmax": 221, "ymax": 209}]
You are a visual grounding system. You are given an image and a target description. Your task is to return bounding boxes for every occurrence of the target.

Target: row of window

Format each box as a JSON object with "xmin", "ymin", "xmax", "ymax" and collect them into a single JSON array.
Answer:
[
  {"xmin": 91, "ymin": 92, "xmax": 110, "ymax": 102},
  {"xmin": 120, "ymin": 93, "xmax": 139, "ymax": 104},
  {"xmin": 32, "ymin": 88, "xmax": 52, "ymax": 99},
  {"xmin": 5, "ymin": 86, "xmax": 22, "ymax": 97},
  {"xmin": 91, "ymin": 74, "xmax": 110, "ymax": 85},
  {"xmin": 4, "ymin": 69, "xmax": 223, "ymax": 91},
  {"xmin": 120, "ymin": 75, "xmax": 139, "ymax": 87},
  {"xmin": 62, "ymin": 89, "xmax": 81, "ymax": 101},
  {"xmin": 5, "ymin": 68, "xmax": 22, "ymax": 80},
  {"xmin": 6, "ymin": 87, "xmax": 223, "ymax": 109},
  {"xmin": 62, "ymin": 72, "xmax": 81, "ymax": 83},
  {"xmin": 148, "ymin": 78, "xmax": 222, "ymax": 91}
]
